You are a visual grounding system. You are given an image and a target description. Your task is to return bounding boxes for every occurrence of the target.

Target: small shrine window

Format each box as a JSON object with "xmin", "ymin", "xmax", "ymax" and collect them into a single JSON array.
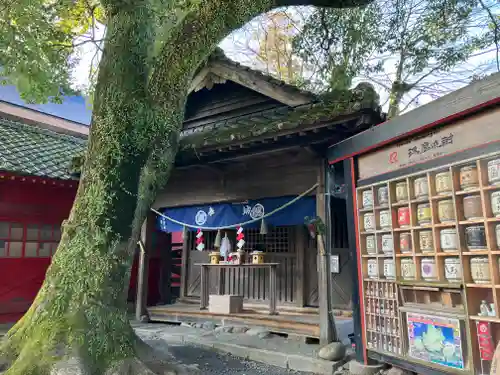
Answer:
[
  {"xmin": 0, "ymin": 221, "xmax": 61, "ymax": 258},
  {"xmin": 245, "ymin": 226, "xmax": 292, "ymax": 253}
]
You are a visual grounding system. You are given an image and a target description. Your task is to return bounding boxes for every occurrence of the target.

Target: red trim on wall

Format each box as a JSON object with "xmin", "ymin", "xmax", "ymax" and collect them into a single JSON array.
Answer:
[
  {"xmin": 0, "ymin": 172, "xmax": 78, "ymax": 189},
  {"xmin": 351, "ymin": 158, "xmax": 367, "ymax": 364},
  {"xmin": 328, "ymin": 97, "xmax": 500, "ymax": 165}
]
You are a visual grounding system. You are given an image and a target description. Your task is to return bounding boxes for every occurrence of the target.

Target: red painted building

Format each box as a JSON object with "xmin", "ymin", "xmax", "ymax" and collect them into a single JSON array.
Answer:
[
  {"xmin": 0, "ymin": 102, "xmax": 180, "ymax": 323},
  {"xmin": 0, "ymin": 116, "xmax": 83, "ymax": 322}
]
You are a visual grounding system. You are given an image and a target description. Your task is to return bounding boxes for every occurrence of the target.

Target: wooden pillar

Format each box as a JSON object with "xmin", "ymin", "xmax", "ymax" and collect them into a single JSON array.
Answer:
[
  {"xmin": 200, "ymin": 265, "xmax": 209, "ymax": 309},
  {"xmin": 343, "ymin": 158, "xmax": 365, "ymax": 361},
  {"xmin": 269, "ymin": 264, "xmax": 278, "ymax": 315},
  {"xmin": 135, "ymin": 211, "xmax": 154, "ymax": 320},
  {"xmin": 317, "ymin": 161, "xmax": 336, "ymax": 345},
  {"xmin": 295, "ymin": 226, "xmax": 306, "ymax": 307},
  {"xmin": 158, "ymin": 233, "xmax": 172, "ymax": 304}
]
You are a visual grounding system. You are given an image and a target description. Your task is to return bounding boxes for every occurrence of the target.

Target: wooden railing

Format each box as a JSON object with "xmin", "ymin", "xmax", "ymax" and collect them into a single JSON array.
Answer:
[
  {"xmin": 198, "ymin": 263, "xmax": 279, "ymax": 315},
  {"xmin": 188, "ymin": 253, "xmax": 296, "ymax": 305},
  {"xmin": 219, "ymin": 253, "xmax": 295, "ymax": 303}
]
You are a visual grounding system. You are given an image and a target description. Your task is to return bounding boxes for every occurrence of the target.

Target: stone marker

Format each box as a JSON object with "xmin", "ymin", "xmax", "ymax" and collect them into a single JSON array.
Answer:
[{"xmin": 208, "ymin": 294, "xmax": 243, "ymax": 314}]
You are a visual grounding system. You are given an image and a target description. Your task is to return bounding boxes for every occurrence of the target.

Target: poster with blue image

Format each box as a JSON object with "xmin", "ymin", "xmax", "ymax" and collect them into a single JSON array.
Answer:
[{"xmin": 407, "ymin": 312, "xmax": 464, "ymax": 369}]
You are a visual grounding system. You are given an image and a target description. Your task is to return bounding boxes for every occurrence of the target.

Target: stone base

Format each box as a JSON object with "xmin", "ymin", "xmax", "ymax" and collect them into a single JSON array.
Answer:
[{"xmin": 209, "ymin": 294, "xmax": 243, "ymax": 314}]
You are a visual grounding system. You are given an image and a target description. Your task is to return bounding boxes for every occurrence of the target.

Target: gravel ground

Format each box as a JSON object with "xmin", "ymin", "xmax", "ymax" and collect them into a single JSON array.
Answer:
[
  {"xmin": 0, "ymin": 343, "xmax": 317, "ymax": 375},
  {"xmin": 167, "ymin": 343, "xmax": 317, "ymax": 375}
]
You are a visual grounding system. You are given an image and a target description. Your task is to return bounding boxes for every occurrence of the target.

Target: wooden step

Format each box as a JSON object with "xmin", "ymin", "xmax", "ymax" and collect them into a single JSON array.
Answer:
[
  {"xmin": 176, "ymin": 297, "xmax": 320, "ymax": 315},
  {"xmin": 147, "ymin": 305, "xmax": 320, "ymax": 338}
]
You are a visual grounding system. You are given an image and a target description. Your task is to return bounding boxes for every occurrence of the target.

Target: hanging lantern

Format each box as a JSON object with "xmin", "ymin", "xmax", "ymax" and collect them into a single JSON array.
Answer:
[
  {"xmin": 260, "ymin": 218, "xmax": 268, "ymax": 235},
  {"xmin": 236, "ymin": 226, "xmax": 245, "ymax": 250},
  {"xmin": 214, "ymin": 229, "xmax": 222, "ymax": 248},
  {"xmin": 196, "ymin": 228, "xmax": 205, "ymax": 251}
]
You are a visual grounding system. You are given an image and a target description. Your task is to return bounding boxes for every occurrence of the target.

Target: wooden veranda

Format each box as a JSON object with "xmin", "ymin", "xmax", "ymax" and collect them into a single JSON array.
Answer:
[{"xmin": 147, "ymin": 302, "xmax": 322, "ymax": 339}]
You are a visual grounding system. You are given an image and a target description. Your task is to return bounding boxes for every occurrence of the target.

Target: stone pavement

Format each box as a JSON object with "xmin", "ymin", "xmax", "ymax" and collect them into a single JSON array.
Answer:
[
  {"xmin": 1, "ymin": 322, "xmax": 397, "ymax": 375},
  {"xmin": 132, "ymin": 322, "xmax": 351, "ymax": 374},
  {"xmin": 149, "ymin": 340, "xmax": 320, "ymax": 375}
]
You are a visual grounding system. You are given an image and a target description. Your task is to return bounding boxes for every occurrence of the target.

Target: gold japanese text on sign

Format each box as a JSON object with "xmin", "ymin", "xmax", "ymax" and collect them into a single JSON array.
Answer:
[{"xmin": 358, "ymin": 108, "xmax": 500, "ymax": 180}]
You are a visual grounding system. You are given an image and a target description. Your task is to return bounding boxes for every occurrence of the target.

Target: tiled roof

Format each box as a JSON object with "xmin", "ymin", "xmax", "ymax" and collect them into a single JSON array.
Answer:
[
  {"xmin": 0, "ymin": 117, "xmax": 86, "ymax": 180},
  {"xmin": 180, "ymin": 82, "xmax": 380, "ymax": 150}
]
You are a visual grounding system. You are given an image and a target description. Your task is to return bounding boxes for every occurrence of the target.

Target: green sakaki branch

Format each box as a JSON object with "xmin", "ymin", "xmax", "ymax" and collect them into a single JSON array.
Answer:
[{"xmin": 150, "ymin": 182, "xmax": 319, "ymax": 230}]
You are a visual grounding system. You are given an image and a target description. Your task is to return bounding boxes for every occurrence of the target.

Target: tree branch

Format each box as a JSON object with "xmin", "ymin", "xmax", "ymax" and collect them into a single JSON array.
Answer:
[
  {"xmin": 276, "ymin": 0, "xmax": 371, "ymax": 6},
  {"xmin": 478, "ymin": 0, "xmax": 499, "ymax": 71},
  {"xmin": 408, "ymin": 65, "xmax": 442, "ymax": 88},
  {"xmin": 400, "ymin": 91, "xmax": 424, "ymax": 112},
  {"xmin": 149, "ymin": 0, "xmax": 374, "ymax": 106}
]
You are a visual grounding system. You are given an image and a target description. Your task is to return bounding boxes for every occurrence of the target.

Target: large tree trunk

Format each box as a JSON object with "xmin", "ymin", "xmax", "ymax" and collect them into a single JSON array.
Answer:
[
  {"xmin": 0, "ymin": 2, "xmax": 182, "ymax": 374},
  {"xmin": 0, "ymin": 0, "xmax": 371, "ymax": 373}
]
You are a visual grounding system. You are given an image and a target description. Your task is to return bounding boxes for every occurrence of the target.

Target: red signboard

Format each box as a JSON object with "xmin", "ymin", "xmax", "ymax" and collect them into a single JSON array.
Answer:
[{"xmin": 476, "ymin": 321, "xmax": 495, "ymax": 361}]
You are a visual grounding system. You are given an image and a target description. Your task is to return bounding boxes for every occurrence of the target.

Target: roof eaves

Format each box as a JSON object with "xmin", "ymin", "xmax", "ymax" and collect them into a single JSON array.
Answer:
[{"xmin": 179, "ymin": 82, "xmax": 380, "ymax": 152}]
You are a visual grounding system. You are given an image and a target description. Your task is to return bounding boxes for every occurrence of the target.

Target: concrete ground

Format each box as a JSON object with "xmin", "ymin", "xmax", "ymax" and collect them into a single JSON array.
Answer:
[
  {"xmin": 133, "ymin": 322, "xmax": 351, "ymax": 374},
  {"xmin": 1, "ymin": 322, "xmax": 353, "ymax": 375},
  {"xmin": 156, "ymin": 342, "xmax": 317, "ymax": 374},
  {"xmin": 0, "ymin": 323, "xmax": 320, "ymax": 375}
]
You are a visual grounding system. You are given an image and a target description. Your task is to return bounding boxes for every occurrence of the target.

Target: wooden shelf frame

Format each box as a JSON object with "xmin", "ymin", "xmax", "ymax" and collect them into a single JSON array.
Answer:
[{"xmin": 356, "ymin": 150, "xmax": 500, "ymax": 371}]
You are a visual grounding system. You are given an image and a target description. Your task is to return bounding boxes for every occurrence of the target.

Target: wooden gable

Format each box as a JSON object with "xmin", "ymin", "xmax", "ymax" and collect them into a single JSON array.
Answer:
[
  {"xmin": 184, "ymin": 81, "xmax": 288, "ymax": 131},
  {"xmin": 182, "ymin": 51, "xmax": 317, "ymax": 133},
  {"xmin": 189, "ymin": 55, "xmax": 314, "ymax": 107}
]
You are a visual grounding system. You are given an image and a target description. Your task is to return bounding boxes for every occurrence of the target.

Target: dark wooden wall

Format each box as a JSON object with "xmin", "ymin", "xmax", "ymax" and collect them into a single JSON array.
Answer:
[
  {"xmin": 183, "ymin": 226, "xmax": 303, "ymax": 306},
  {"xmin": 183, "ymin": 82, "xmax": 287, "ymax": 131},
  {"xmin": 329, "ymin": 197, "xmax": 352, "ymax": 310},
  {"xmin": 154, "ymin": 149, "xmax": 320, "ymax": 308},
  {"xmin": 154, "ymin": 149, "xmax": 319, "ymax": 209}
]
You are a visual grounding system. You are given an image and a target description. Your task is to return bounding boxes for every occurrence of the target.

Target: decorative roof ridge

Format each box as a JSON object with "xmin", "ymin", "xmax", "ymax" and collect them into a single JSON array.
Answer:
[
  {"xmin": 202, "ymin": 47, "xmax": 317, "ymax": 103},
  {"xmin": 0, "ymin": 116, "xmax": 87, "ymax": 146}
]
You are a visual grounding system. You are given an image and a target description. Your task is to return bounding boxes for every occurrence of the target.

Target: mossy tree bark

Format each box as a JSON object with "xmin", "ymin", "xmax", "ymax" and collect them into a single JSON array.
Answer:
[{"xmin": 0, "ymin": 0, "xmax": 370, "ymax": 373}]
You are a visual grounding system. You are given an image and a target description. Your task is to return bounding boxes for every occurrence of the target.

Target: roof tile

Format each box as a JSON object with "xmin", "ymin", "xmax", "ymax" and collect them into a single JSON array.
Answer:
[{"xmin": 0, "ymin": 117, "xmax": 86, "ymax": 180}]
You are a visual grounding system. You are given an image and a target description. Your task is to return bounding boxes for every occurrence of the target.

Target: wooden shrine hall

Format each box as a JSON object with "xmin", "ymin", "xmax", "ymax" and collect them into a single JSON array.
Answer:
[{"xmin": 136, "ymin": 49, "xmax": 385, "ymax": 342}]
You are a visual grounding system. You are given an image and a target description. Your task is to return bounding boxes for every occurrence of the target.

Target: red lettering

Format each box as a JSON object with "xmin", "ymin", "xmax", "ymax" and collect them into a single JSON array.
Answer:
[{"xmin": 389, "ymin": 152, "xmax": 398, "ymax": 164}]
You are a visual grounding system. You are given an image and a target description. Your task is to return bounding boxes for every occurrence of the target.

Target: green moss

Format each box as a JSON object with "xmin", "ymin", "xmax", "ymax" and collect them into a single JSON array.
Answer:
[
  {"xmin": 68, "ymin": 152, "xmax": 86, "ymax": 178},
  {"xmin": 3, "ymin": 0, "xmax": 376, "ymax": 373},
  {"xmin": 67, "ymin": 82, "xmax": 379, "ymax": 177},
  {"xmin": 3, "ymin": 226, "xmax": 138, "ymax": 374},
  {"xmin": 2, "ymin": 2, "xmax": 153, "ymax": 373},
  {"xmin": 179, "ymin": 82, "xmax": 379, "ymax": 151}
]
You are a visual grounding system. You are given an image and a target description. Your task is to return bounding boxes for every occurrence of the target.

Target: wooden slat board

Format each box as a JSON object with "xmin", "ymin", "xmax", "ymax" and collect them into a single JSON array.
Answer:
[
  {"xmin": 330, "ymin": 198, "xmax": 352, "ymax": 309},
  {"xmin": 153, "ymin": 150, "xmax": 319, "ymax": 209}
]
